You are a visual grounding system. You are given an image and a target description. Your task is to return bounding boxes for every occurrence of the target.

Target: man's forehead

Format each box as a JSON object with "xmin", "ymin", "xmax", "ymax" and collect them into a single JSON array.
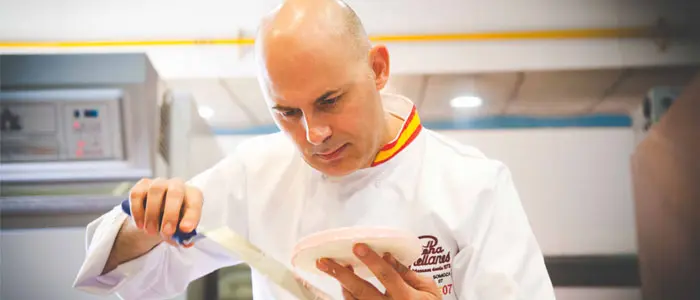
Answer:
[{"xmin": 259, "ymin": 56, "xmax": 362, "ymax": 105}]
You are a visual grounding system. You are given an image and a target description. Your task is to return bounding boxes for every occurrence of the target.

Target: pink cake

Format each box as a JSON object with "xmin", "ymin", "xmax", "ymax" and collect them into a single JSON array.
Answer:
[{"xmin": 291, "ymin": 226, "xmax": 422, "ymax": 279}]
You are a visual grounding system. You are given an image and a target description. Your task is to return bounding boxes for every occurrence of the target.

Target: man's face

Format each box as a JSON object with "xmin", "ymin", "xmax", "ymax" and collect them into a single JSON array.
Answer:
[{"xmin": 259, "ymin": 44, "xmax": 390, "ymax": 177}]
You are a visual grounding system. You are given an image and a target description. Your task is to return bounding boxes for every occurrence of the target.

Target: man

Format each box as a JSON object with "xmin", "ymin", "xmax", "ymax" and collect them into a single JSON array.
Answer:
[{"xmin": 73, "ymin": 0, "xmax": 555, "ymax": 299}]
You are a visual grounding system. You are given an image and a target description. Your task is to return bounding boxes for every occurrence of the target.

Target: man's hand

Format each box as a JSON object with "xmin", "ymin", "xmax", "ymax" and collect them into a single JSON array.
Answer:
[
  {"xmin": 128, "ymin": 177, "xmax": 203, "ymax": 247},
  {"xmin": 316, "ymin": 243, "xmax": 442, "ymax": 299}
]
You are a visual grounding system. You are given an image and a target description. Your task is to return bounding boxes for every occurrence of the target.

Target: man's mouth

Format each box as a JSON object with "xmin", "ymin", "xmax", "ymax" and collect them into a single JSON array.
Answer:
[{"xmin": 315, "ymin": 144, "xmax": 348, "ymax": 161}]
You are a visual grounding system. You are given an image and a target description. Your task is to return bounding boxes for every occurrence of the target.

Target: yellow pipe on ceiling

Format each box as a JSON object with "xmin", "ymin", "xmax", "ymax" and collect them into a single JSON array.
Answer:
[{"xmin": 0, "ymin": 27, "xmax": 656, "ymax": 48}]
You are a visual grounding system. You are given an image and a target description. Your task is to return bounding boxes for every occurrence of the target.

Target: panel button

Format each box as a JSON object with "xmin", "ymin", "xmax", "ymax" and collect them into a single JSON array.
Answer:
[{"xmin": 84, "ymin": 109, "xmax": 99, "ymax": 118}]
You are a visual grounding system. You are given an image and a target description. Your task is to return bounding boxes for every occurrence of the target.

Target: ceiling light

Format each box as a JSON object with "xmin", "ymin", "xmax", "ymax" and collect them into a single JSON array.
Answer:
[
  {"xmin": 198, "ymin": 106, "xmax": 215, "ymax": 119},
  {"xmin": 450, "ymin": 96, "xmax": 483, "ymax": 108}
]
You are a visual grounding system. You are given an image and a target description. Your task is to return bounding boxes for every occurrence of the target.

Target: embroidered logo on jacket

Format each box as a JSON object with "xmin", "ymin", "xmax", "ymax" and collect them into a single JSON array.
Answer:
[
  {"xmin": 412, "ymin": 235, "xmax": 452, "ymax": 272},
  {"xmin": 410, "ymin": 235, "xmax": 455, "ymax": 296}
]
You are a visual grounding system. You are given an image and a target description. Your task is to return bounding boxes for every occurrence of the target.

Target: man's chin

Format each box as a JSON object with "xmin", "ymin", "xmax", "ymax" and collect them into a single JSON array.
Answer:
[{"xmin": 320, "ymin": 167, "xmax": 355, "ymax": 178}]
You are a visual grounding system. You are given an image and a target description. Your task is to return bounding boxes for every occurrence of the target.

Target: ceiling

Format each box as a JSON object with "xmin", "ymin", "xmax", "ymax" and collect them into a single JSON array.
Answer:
[
  {"xmin": 165, "ymin": 65, "xmax": 700, "ymax": 129},
  {"xmin": 2, "ymin": 0, "xmax": 697, "ymax": 132},
  {"xmin": 3, "ymin": 0, "xmax": 696, "ymax": 41}
]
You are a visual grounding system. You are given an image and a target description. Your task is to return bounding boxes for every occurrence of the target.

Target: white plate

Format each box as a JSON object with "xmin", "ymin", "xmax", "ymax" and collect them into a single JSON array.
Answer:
[{"xmin": 291, "ymin": 226, "xmax": 422, "ymax": 279}]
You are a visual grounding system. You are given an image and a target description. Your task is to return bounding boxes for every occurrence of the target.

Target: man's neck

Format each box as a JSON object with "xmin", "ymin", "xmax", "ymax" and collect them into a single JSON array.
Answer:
[
  {"xmin": 359, "ymin": 112, "xmax": 405, "ymax": 170},
  {"xmin": 383, "ymin": 112, "xmax": 406, "ymax": 145}
]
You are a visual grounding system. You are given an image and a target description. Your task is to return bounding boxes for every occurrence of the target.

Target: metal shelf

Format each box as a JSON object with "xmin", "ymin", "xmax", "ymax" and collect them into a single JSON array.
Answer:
[{"xmin": 0, "ymin": 194, "xmax": 124, "ymax": 216}]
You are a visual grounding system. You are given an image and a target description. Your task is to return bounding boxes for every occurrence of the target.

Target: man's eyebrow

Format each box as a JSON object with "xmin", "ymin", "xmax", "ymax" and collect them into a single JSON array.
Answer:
[
  {"xmin": 272, "ymin": 104, "xmax": 296, "ymax": 111},
  {"xmin": 271, "ymin": 89, "xmax": 342, "ymax": 111}
]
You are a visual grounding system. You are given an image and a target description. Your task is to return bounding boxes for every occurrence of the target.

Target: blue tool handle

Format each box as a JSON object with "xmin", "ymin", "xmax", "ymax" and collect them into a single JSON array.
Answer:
[{"xmin": 120, "ymin": 199, "xmax": 198, "ymax": 245}]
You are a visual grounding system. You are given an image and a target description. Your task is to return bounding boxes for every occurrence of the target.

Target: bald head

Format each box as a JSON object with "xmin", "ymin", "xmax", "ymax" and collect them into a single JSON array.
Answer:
[
  {"xmin": 253, "ymin": 0, "xmax": 394, "ymax": 177},
  {"xmin": 256, "ymin": 0, "xmax": 371, "ymax": 66}
]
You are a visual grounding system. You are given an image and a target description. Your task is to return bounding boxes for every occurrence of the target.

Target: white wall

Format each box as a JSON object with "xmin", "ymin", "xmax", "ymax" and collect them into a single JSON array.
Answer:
[{"xmin": 444, "ymin": 128, "xmax": 637, "ymax": 255}]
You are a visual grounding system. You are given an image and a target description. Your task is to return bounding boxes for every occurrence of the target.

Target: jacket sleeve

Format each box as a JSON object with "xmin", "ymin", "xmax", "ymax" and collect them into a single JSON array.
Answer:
[
  {"xmin": 451, "ymin": 163, "xmax": 556, "ymax": 300},
  {"xmin": 72, "ymin": 153, "xmax": 250, "ymax": 300}
]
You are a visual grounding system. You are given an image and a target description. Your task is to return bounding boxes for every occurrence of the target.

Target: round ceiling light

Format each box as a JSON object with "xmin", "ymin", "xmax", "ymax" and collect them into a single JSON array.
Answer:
[
  {"xmin": 198, "ymin": 106, "xmax": 215, "ymax": 119},
  {"xmin": 450, "ymin": 96, "xmax": 483, "ymax": 108}
]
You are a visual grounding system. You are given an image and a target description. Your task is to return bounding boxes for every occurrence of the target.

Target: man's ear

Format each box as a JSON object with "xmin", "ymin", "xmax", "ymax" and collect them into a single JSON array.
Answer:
[{"xmin": 369, "ymin": 44, "xmax": 390, "ymax": 90}]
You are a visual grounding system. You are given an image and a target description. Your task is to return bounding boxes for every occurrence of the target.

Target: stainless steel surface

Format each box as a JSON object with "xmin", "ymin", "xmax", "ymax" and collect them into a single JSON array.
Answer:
[
  {"xmin": 0, "ymin": 53, "xmax": 161, "ymax": 215},
  {"xmin": 0, "ymin": 160, "xmax": 152, "ymax": 183},
  {"xmin": 218, "ymin": 265, "xmax": 254, "ymax": 300},
  {"xmin": 0, "ymin": 195, "xmax": 124, "ymax": 216}
]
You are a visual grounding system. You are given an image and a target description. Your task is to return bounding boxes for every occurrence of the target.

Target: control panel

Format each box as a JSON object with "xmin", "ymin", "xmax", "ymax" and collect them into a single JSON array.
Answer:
[{"xmin": 0, "ymin": 89, "xmax": 124, "ymax": 163}]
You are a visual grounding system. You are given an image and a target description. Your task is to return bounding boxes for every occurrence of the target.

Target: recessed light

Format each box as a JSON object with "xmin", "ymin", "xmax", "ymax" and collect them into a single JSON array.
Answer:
[
  {"xmin": 198, "ymin": 106, "xmax": 215, "ymax": 119},
  {"xmin": 450, "ymin": 96, "xmax": 483, "ymax": 108}
]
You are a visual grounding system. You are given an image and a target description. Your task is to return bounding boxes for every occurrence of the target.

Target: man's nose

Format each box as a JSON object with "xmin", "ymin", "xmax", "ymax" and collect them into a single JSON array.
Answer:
[{"xmin": 304, "ymin": 115, "xmax": 331, "ymax": 146}]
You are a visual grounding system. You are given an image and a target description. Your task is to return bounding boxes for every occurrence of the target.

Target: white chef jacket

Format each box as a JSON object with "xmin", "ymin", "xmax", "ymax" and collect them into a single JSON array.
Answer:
[{"xmin": 73, "ymin": 93, "xmax": 555, "ymax": 300}]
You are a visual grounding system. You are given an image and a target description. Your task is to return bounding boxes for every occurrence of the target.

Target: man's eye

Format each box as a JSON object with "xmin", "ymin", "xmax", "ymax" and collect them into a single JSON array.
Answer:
[
  {"xmin": 320, "ymin": 96, "xmax": 339, "ymax": 106},
  {"xmin": 282, "ymin": 109, "xmax": 301, "ymax": 117}
]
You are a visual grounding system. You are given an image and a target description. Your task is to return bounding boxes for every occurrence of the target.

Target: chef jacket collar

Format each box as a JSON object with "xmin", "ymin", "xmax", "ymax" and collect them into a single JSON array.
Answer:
[
  {"xmin": 371, "ymin": 93, "xmax": 422, "ymax": 167},
  {"xmin": 321, "ymin": 93, "xmax": 423, "ymax": 182}
]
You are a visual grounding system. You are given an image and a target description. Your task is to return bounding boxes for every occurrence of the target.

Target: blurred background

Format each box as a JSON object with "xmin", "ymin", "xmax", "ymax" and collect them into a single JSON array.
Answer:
[{"xmin": 1, "ymin": 0, "xmax": 699, "ymax": 299}]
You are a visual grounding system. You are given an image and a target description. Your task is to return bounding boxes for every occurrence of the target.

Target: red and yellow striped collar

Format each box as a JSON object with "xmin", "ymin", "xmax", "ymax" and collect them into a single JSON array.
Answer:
[{"xmin": 371, "ymin": 96, "xmax": 422, "ymax": 167}]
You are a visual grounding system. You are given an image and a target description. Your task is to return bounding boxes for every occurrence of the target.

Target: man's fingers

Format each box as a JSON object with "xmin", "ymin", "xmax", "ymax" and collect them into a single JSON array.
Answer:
[
  {"xmin": 317, "ymin": 258, "xmax": 381, "ymax": 298},
  {"xmin": 126, "ymin": 178, "xmax": 202, "ymax": 247},
  {"xmin": 341, "ymin": 266, "xmax": 358, "ymax": 300},
  {"xmin": 383, "ymin": 253, "xmax": 421, "ymax": 287},
  {"xmin": 129, "ymin": 178, "xmax": 151, "ymax": 229},
  {"xmin": 161, "ymin": 236, "xmax": 179, "ymax": 247},
  {"xmin": 144, "ymin": 178, "xmax": 168, "ymax": 235},
  {"xmin": 342, "ymin": 288, "xmax": 357, "ymax": 300},
  {"xmin": 180, "ymin": 185, "xmax": 203, "ymax": 233},
  {"xmin": 353, "ymin": 243, "xmax": 409, "ymax": 297},
  {"xmin": 384, "ymin": 253, "xmax": 441, "ymax": 296},
  {"xmin": 161, "ymin": 178, "xmax": 185, "ymax": 237}
]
